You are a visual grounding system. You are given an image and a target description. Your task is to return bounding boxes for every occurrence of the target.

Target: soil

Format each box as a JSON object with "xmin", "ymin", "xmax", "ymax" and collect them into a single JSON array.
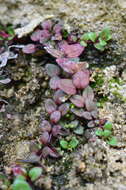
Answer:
[{"xmin": 0, "ymin": 0, "xmax": 126, "ymax": 190}]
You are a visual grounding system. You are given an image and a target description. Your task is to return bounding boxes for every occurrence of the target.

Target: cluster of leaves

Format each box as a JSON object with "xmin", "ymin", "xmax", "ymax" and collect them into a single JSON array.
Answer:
[
  {"xmin": 20, "ymin": 20, "xmax": 114, "ymax": 159},
  {"xmin": 95, "ymin": 121, "xmax": 117, "ymax": 146},
  {"xmin": 0, "ymin": 165, "xmax": 43, "ymax": 190},
  {"xmin": 60, "ymin": 136, "xmax": 79, "ymax": 150},
  {"xmin": 80, "ymin": 28, "xmax": 112, "ymax": 51},
  {"xmin": 0, "ymin": 20, "xmax": 114, "ymax": 189}
]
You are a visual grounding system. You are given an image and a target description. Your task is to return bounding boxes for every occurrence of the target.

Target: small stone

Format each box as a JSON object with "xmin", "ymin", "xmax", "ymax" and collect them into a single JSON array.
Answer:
[{"xmin": 76, "ymin": 161, "xmax": 86, "ymax": 173}]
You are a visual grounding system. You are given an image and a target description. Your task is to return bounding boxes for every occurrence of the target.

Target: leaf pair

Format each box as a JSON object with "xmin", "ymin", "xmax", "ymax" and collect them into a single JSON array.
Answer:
[
  {"xmin": 60, "ymin": 136, "xmax": 79, "ymax": 150},
  {"xmin": 45, "ymin": 40, "xmax": 84, "ymax": 59},
  {"xmin": 58, "ymin": 71, "xmax": 90, "ymax": 95}
]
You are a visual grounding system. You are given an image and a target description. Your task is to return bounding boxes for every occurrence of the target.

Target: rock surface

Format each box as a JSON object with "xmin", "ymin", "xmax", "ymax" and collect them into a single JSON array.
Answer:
[{"xmin": 0, "ymin": 0, "xmax": 126, "ymax": 190}]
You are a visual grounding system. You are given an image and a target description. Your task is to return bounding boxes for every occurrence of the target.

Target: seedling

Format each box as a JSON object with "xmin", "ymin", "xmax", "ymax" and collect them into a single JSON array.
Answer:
[
  {"xmin": 11, "ymin": 166, "xmax": 43, "ymax": 190},
  {"xmin": 60, "ymin": 137, "xmax": 79, "ymax": 150},
  {"xmin": 95, "ymin": 121, "xmax": 117, "ymax": 146},
  {"xmin": 80, "ymin": 27, "xmax": 112, "ymax": 51}
]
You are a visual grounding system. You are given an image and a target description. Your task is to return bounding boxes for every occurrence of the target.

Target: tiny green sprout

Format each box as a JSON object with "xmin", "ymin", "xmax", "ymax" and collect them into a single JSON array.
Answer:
[
  {"xmin": 94, "ymin": 27, "xmax": 111, "ymax": 51},
  {"xmin": 81, "ymin": 32, "xmax": 97, "ymax": 42},
  {"xmin": 28, "ymin": 167, "xmax": 42, "ymax": 181},
  {"xmin": 107, "ymin": 136, "xmax": 117, "ymax": 146},
  {"xmin": 94, "ymin": 43, "xmax": 105, "ymax": 51},
  {"xmin": 64, "ymin": 120, "xmax": 79, "ymax": 129},
  {"xmin": 99, "ymin": 27, "xmax": 112, "ymax": 42},
  {"xmin": 12, "ymin": 175, "xmax": 32, "ymax": 190},
  {"xmin": 60, "ymin": 140, "xmax": 68, "ymax": 149},
  {"xmin": 66, "ymin": 113, "xmax": 70, "ymax": 118},
  {"xmin": 104, "ymin": 121, "xmax": 113, "ymax": 130},
  {"xmin": 70, "ymin": 103, "xmax": 75, "ymax": 109},
  {"xmin": 102, "ymin": 129, "xmax": 112, "ymax": 137},
  {"xmin": 96, "ymin": 121, "xmax": 117, "ymax": 146},
  {"xmin": 99, "ymin": 38, "xmax": 107, "ymax": 46},
  {"xmin": 60, "ymin": 137, "xmax": 79, "ymax": 150},
  {"xmin": 80, "ymin": 40, "xmax": 87, "ymax": 47},
  {"xmin": 69, "ymin": 137, "xmax": 79, "ymax": 149},
  {"xmin": 95, "ymin": 129, "xmax": 104, "ymax": 137}
]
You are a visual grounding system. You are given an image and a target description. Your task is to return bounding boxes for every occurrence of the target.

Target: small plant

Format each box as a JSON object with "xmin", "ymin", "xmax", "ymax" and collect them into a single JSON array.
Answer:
[
  {"xmin": 95, "ymin": 121, "xmax": 117, "ymax": 146},
  {"xmin": 11, "ymin": 166, "xmax": 43, "ymax": 190},
  {"xmin": 0, "ymin": 20, "xmax": 115, "ymax": 189},
  {"xmin": 80, "ymin": 27, "xmax": 112, "ymax": 51},
  {"xmin": 60, "ymin": 136, "xmax": 79, "ymax": 150},
  {"xmin": 12, "ymin": 175, "xmax": 32, "ymax": 190}
]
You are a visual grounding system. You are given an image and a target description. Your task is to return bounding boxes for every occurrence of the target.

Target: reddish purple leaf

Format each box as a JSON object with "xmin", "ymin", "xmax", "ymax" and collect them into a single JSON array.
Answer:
[
  {"xmin": 52, "ymin": 125, "xmax": 62, "ymax": 137},
  {"xmin": 53, "ymin": 89, "xmax": 67, "ymax": 104},
  {"xmin": 0, "ymin": 31, "xmax": 10, "ymax": 38},
  {"xmin": 52, "ymin": 125, "xmax": 68, "ymax": 136},
  {"xmin": 22, "ymin": 44, "xmax": 36, "ymax": 54},
  {"xmin": 12, "ymin": 166, "xmax": 25, "ymax": 176},
  {"xmin": 39, "ymin": 30, "xmax": 51, "ymax": 43},
  {"xmin": 56, "ymin": 58, "xmax": 88, "ymax": 74},
  {"xmin": 50, "ymin": 110, "xmax": 61, "ymax": 124},
  {"xmin": 82, "ymin": 86, "xmax": 94, "ymax": 102},
  {"xmin": 44, "ymin": 46, "xmax": 64, "ymax": 58},
  {"xmin": 49, "ymin": 76, "xmax": 60, "ymax": 90},
  {"xmin": 53, "ymin": 24, "xmax": 62, "ymax": 33},
  {"xmin": 31, "ymin": 29, "xmax": 43, "ymax": 41},
  {"xmin": 52, "ymin": 32, "xmax": 62, "ymax": 41},
  {"xmin": 56, "ymin": 58, "xmax": 77, "ymax": 74},
  {"xmin": 45, "ymin": 99, "xmax": 57, "ymax": 114},
  {"xmin": 42, "ymin": 146, "xmax": 60, "ymax": 158},
  {"xmin": 40, "ymin": 132, "xmax": 50, "ymax": 144},
  {"xmin": 73, "ymin": 70, "xmax": 90, "ymax": 89},
  {"xmin": 45, "ymin": 64, "xmax": 61, "ymax": 77},
  {"xmin": 85, "ymin": 99, "xmax": 97, "ymax": 111},
  {"xmin": 70, "ymin": 95, "xmax": 84, "ymax": 108},
  {"xmin": 71, "ymin": 108, "xmax": 84, "ymax": 117},
  {"xmin": 39, "ymin": 120, "xmax": 52, "ymax": 132},
  {"xmin": 82, "ymin": 111, "xmax": 92, "ymax": 120},
  {"xmin": 59, "ymin": 40, "xmax": 84, "ymax": 58},
  {"xmin": 58, "ymin": 103, "xmax": 69, "ymax": 116},
  {"xmin": 59, "ymin": 79, "xmax": 76, "ymax": 95},
  {"xmin": 30, "ymin": 28, "xmax": 51, "ymax": 43},
  {"xmin": 41, "ymin": 20, "xmax": 52, "ymax": 30}
]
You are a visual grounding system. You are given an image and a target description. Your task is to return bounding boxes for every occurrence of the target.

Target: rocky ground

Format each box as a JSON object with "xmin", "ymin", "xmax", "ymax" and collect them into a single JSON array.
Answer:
[{"xmin": 0, "ymin": 0, "xmax": 126, "ymax": 190}]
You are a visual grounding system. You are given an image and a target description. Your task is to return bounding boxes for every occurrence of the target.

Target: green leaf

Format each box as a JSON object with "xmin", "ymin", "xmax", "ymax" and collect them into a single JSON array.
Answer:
[
  {"xmin": 88, "ymin": 32, "xmax": 97, "ymax": 42},
  {"xmin": 74, "ymin": 126, "xmax": 84, "ymax": 135},
  {"xmin": 29, "ymin": 167, "xmax": 42, "ymax": 181},
  {"xmin": 69, "ymin": 137, "xmax": 79, "ymax": 149},
  {"xmin": 107, "ymin": 136, "xmax": 117, "ymax": 146},
  {"xmin": 80, "ymin": 40, "xmax": 87, "ymax": 47},
  {"xmin": 104, "ymin": 121, "xmax": 113, "ymax": 130},
  {"xmin": 60, "ymin": 140, "xmax": 68, "ymax": 149},
  {"xmin": 99, "ymin": 27, "xmax": 112, "ymax": 41},
  {"xmin": 99, "ymin": 38, "xmax": 107, "ymax": 46},
  {"xmin": 7, "ymin": 26, "xmax": 15, "ymax": 35},
  {"xmin": 94, "ymin": 43, "xmax": 105, "ymax": 51},
  {"xmin": 81, "ymin": 33, "xmax": 90, "ymax": 41},
  {"xmin": 81, "ymin": 32, "xmax": 97, "ymax": 42},
  {"xmin": 12, "ymin": 176, "xmax": 32, "ymax": 190},
  {"xmin": 65, "ymin": 120, "xmax": 79, "ymax": 129},
  {"xmin": 102, "ymin": 130, "xmax": 112, "ymax": 137},
  {"xmin": 95, "ymin": 129, "xmax": 104, "ymax": 137}
]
